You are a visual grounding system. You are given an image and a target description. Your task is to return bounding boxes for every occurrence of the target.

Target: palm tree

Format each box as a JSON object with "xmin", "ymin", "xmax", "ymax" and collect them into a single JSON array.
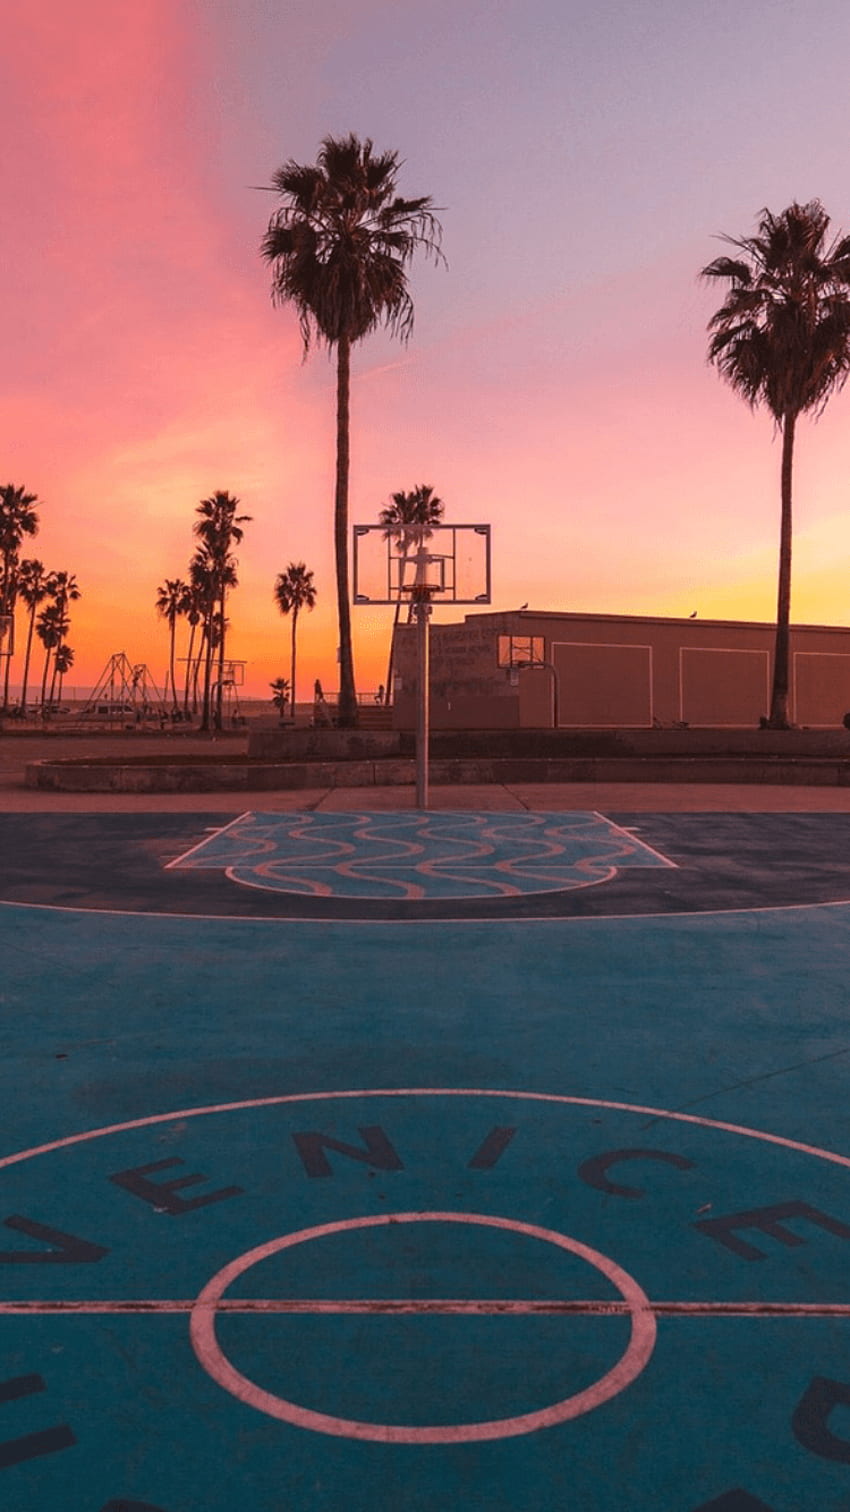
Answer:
[
  {"xmin": 0, "ymin": 483, "xmax": 39, "ymax": 710},
  {"xmin": 274, "ymin": 562, "xmax": 317, "ymax": 724},
  {"xmin": 46, "ymin": 572, "xmax": 80, "ymax": 708},
  {"xmin": 261, "ymin": 134, "xmax": 443, "ymax": 728},
  {"xmin": 54, "ymin": 643, "xmax": 74, "ymax": 705},
  {"xmin": 269, "ymin": 676, "xmax": 291, "ymax": 724},
  {"xmin": 0, "ymin": 484, "xmax": 38, "ymax": 615},
  {"xmin": 378, "ymin": 484, "xmax": 444, "ymax": 703},
  {"xmin": 36, "ymin": 602, "xmax": 67, "ymax": 711},
  {"xmin": 193, "ymin": 491, "xmax": 251, "ymax": 731},
  {"xmin": 155, "ymin": 577, "xmax": 187, "ymax": 712},
  {"xmin": 185, "ymin": 563, "xmax": 211, "ymax": 716},
  {"xmin": 702, "ymin": 200, "xmax": 850, "ymax": 727},
  {"xmin": 16, "ymin": 559, "xmax": 49, "ymax": 715}
]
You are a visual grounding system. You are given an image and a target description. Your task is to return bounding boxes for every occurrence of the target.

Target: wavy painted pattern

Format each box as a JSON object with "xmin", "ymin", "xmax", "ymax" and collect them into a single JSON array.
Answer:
[{"xmin": 170, "ymin": 813, "xmax": 674, "ymax": 900}]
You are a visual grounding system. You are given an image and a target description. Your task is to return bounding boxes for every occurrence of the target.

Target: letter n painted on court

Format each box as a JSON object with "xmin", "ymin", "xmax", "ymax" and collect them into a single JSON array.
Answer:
[
  {"xmin": 792, "ymin": 1376, "xmax": 850, "ymax": 1462},
  {"xmin": 0, "ymin": 1374, "xmax": 75, "ymax": 1470},
  {"xmin": 292, "ymin": 1125, "xmax": 404, "ymax": 1178},
  {"xmin": 693, "ymin": 1200, "xmax": 850, "ymax": 1260},
  {"xmin": 109, "ymin": 1158, "xmax": 243, "ymax": 1215}
]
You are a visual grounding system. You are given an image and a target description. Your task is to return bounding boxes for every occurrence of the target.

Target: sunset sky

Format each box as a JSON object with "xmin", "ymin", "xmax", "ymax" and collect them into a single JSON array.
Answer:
[{"xmin": 5, "ymin": 0, "xmax": 850, "ymax": 699}]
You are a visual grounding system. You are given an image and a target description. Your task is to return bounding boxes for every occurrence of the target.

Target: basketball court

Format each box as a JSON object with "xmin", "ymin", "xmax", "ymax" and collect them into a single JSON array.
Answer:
[{"xmin": 2, "ymin": 791, "xmax": 850, "ymax": 1511}]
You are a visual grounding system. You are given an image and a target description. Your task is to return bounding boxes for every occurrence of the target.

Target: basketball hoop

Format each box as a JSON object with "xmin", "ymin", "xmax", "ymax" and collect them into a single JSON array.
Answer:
[{"xmin": 353, "ymin": 524, "xmax": 491, "ymax": 808}]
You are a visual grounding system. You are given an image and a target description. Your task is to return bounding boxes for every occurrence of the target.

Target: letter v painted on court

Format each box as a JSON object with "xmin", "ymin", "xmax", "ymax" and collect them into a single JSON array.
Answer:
[{"xmin": 0, "ymin": 1215, "xmax": 108, "ymax": 1263}]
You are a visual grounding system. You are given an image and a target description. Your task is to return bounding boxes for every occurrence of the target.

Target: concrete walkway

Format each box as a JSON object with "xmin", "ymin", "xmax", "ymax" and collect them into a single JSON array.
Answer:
[{"xmin": 4, "ymin": 731, "xmax": 850, "ymax": 811}]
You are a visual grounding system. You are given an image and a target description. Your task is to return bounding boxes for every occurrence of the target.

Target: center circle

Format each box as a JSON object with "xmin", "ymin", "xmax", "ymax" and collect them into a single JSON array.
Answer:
[{"xmin": 189, "ymin": 1209, "xmax": 657, "ymax": 1444}]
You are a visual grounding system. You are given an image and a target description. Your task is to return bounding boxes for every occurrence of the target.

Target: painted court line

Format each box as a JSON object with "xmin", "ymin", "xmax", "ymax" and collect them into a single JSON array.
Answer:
[
  {"xmin": 2, "ymin": 1299, "xmax": 849, "ymax": 1317},
  {"xmin": 3, "ymin": 1088, "xmax": 850, "ymax": 1173},
  {"xmin": 163, "ymin": 810, "xmax": 250, "ymax": 870},
  {"xmin": 8, "ymin": 892, "xmax": 850, "ymax": 923},
  {"xmin": 190, "ymin": 1211, "xmax": 656, "ymax": 1444},
  {"xmin": 590, "ymin": 811, "xmax": 678, "ymax": 868}
]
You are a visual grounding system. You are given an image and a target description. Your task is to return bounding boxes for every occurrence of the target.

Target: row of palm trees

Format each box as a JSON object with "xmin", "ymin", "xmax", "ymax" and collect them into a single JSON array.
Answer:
[
  {"xmin": 0, "ymin": 483, "xmax": 81, "ymax": 716},
  {"xmin": 262, "ymin": 132, "xmax": 850, "ymax": 731},
  {"xmin": 155, "ymin": 491, "xmax": 250, "ymax": 732},
  {"xmin": 157, "ymin": 490, "xmax": 324, "ymax": 729},
  {"xmin": 157, "ymin": 484, "xmax": 445, "ymax": 727}
]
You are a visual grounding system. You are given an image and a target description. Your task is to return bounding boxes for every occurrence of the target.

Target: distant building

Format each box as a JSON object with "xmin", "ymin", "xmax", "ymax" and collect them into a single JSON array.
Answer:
[{"xmin": 391, "ymin": 609, "xmax": 850, "ymax": 729}]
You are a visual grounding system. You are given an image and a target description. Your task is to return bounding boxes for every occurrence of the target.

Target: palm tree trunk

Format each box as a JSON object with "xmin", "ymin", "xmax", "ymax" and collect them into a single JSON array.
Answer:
[
  {"xmin": 201, "ymin": 612, "xmax": 214, "ymax": 731},
  {"xmin": 335, "ymin": 333, "xmax": 357, "ymax": 727},
  {"xmin": 192, "ymin": 627, "xmax": 204, "ymax": 715},
  {"xmin": 20, "ymin": 607, "xmax": 36, "ymax": 715},
  {"xmin": 40, "ymin": 645, "xmax": 51, "ymax": 711},
  {"xmin": 48, "ymin": 644, "xmax": 61, "ymax": 708},
  {"xmin": 2, "ymin": 591, "xmax": 16, "ymax": 710},
  {"xmin": 768, "ymin": 409, "xmax": 795, "ymax": 728},
  {"xmin": 184, "ymin": 620, "xmax": 197, "ymax": 715},
  {"xmin": 215, "ymin": 589, "xmax": 226, "ymax": 731},
  {"xmin": 169, "ymin": 618, "xmax": 178, "ymax": 712},
  {"xmin": 290, "ymin": 605, "xmax": 298, "ymax": 723}
]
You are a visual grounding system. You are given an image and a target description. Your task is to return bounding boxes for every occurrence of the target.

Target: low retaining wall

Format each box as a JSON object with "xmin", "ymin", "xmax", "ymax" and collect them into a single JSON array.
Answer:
[{"xmin": 26, "ymin": 753, "xmax": 850, "ymax": 792}]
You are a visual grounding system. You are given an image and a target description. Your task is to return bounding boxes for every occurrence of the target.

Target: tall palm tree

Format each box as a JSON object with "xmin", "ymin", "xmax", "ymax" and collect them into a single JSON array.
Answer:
[
  {"xmin": 0, "ymin": 484, "xmax": 39, "ymax": 614},
  {"xmin": 378, "ymin": 484, "xmax": 444, "ymax": 703},
  {"xmin": 46, "ymin": 572, "xmax": 80, "ymax": 708},
  {"xmin": 155, "ymin": 577, "xmax": 187, "ymax": 712},
  {"xmin": 702, "ymin": 200, "xmax": 850, "ymax": 728},
  {"xmin": 261, "ymin": 134, "xmax": 443, "ymax": 728},
  {"xmin": 16, "ymin": 559, "xmax": 49, "ymax": 715},
  {"xmin": 274, "ymin": 562, "xmax": 317, "ymax": 724},
  {"xmin": 36, "ymin": 602, "xmax": 67, "ymax": 711},
  {"xmin": 0, "ymin": 484, "xmax": 39, "ymax": 710},
  {"xmin": 193, "ymin": 491, "xmax": 250, "ymax": 731},
  {"xmin": 184, "ymin": 564, "xmax": 210, "ymax": 716}
]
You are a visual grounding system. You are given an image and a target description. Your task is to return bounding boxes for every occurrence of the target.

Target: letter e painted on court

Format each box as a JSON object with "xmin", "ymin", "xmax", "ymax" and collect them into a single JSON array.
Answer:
[
  {"xmin": 109, "ymin": 1158, "xmax": 243, "ymax": 1215},
  {"xmin": 792, "ymin": 1376, "xmax": 850, "ymax": 1462},
  {"xmin": 578, "ymin": 1148, "xmax": 694, "ymax": 1198},
  {"xmin": 292, "ymin": 1125, "xmax": 404, "ymax": 1179},
  {"xmin": 0, "ymin": 1374, "xmax": 75, "ymax": 1471},
  {"xmin": 693, "ymin": 1200, "xmax": 850, "ymax": 1260},
  {"xmin": 692, "ymin": 1492, "xmax": 776, "ymax": 1511},
  {"xmin": 0, "ymin": 1215, "xmax": 108, "ymax": 1263}
]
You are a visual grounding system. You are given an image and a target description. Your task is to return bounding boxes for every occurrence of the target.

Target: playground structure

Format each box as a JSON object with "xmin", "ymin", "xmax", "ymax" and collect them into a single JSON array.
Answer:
[{"xmin": 80, "ymin": 652, "xmax": 169, "ymax": 725}]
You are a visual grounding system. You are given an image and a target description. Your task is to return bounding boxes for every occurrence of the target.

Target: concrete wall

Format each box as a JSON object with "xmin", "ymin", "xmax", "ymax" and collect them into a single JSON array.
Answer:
[{"xmin": 390, "ymin": 609, "xmax": 850, "ymax": 729}]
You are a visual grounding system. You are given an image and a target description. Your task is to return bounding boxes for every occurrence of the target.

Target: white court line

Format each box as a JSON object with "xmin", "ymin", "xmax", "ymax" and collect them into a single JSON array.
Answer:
[
  {"xmin": 1, "ymin": 1298, "xmax": 849, "ymax": 1317},
  {"xmin": 163, "ymin": 811, "xmax": 250, "ymax": 870},
  {"xmin": 3, "ymin": 893, "xmax": 850, "ymax": 925},
  {"xmin": 3, "ymin": 1087, "xmax": 850, "ymax": 1173},
  {"xmin": 592, "ymin": 811, "xmax": 678, "ymax": 868}
]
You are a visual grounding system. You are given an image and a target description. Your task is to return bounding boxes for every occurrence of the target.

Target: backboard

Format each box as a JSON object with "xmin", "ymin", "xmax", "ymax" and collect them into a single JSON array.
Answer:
[
  {"xmin": 220, "ymin": 660, "xmax": 245, "ymax": 687},
  {"xmin": 352, "ymin": 523, "xmax": 491, "ymax": 606}
]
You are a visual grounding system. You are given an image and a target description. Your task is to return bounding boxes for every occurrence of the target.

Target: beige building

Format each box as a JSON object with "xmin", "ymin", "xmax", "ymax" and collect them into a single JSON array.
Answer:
[{"xmin": 391, "ymin": 609, "xmax": 850, "ymax": 729}]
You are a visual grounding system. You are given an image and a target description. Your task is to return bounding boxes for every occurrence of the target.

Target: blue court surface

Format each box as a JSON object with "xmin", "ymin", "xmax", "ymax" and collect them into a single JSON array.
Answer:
[{"xmin": 2, "ymin": 810, "xmax": 850, "ymax": 1510}]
